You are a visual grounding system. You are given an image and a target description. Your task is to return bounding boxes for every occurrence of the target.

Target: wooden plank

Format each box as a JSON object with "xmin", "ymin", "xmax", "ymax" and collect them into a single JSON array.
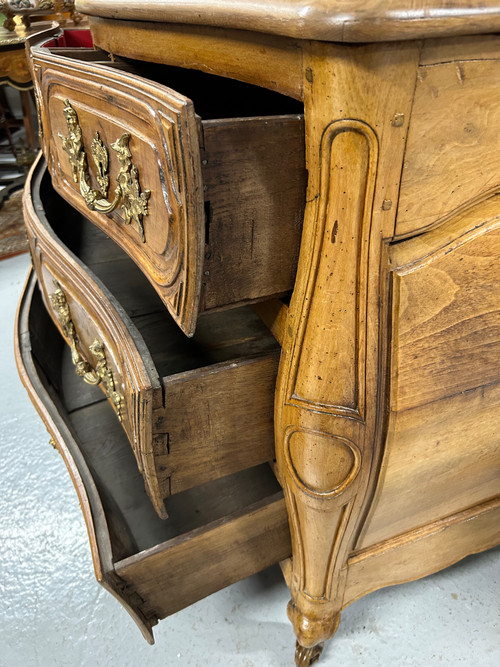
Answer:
[
  {"xmin": 200, "ymin": 116, "xmax": 305, "ymax": 312},
  {"xmin": 115, "ymin": 493, "xmax": 291, "ymax": 620},
  {"xmin": 345, "ymin": 497, "xmax": 500, "ymax": 607},
  {"xmin": 156, "ymin": 354, "xmax": 279, "ymax": 495},
  {"xmin": 420, "ymin": 34, "xmax": 500, "ymax": 65},
  {"xmin": 390, "ymin": 220, "xmax": 500, "ymax": 411},
  {"xmin": 252, "ymin": 299, "xmax": 289, "ymax": 346},
  {"xmin": 133, "ymin": 305, "xmax": 280, "ymax": 380},
  {"xmin": 356, "ymin": 381, "xmax": 500, "ymax": 549},
  {"xmin": 396, "ymin": 59, "xmax": 500, "ymax": 238},
  {"xmin": 88, "ymin": 17, "xmax": 303, "ymax": 99},
  {"xmin": 163, "ymin": 464, "xmax": 283, "ymax": 536}
]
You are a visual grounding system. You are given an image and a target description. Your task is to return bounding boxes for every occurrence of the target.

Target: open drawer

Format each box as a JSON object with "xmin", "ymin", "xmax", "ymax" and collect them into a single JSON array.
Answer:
[
  {"xmin": 15, "ymin": 272, "xmax": 291, "ymax": 643},
  {"xmin": 28, "ymin": 27, "xmax": 306, "ymax": 336},
  {"xmin": 24, "ymin": 155, "xmax": 281, "ymax": 518}
]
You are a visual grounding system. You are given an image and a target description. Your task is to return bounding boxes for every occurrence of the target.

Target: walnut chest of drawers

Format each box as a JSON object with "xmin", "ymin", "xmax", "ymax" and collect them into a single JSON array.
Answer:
[{"xmin": 15, "ymin": 3, "xmax": 500, "ymax": 665}]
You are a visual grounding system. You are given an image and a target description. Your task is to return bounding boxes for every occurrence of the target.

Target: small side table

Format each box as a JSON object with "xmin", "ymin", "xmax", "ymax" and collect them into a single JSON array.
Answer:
[{"xmin": 0, "ymin": 22, "xmax": 46, "ymax": 155}]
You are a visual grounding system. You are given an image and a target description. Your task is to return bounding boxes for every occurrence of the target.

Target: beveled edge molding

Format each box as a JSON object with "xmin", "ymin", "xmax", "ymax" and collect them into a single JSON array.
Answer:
[
  {"xmin": 287, "ymin": 119, "xmax": 379, "ymax": 421},
  {"xmin": 78, "ymin": 1, "xmax": 500, "ymax": 44},
  {"xmin": 390, "ymin": 201, "xmax": 500, "ymax": 275},
  {"xmin": 392, "ymin": 185, "xmax": 500, "ymax": 242}
]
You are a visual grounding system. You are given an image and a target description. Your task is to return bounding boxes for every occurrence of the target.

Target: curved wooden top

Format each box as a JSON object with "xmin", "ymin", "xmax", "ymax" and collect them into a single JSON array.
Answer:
[{"xmin": 76, "ymin": 1, "xmax": 500, "ymax": 42}]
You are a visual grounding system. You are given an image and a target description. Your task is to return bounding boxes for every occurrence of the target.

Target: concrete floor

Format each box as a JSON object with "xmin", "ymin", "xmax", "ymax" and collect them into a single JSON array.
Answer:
[{"xmin": 1, "ymin": 252, "xmax": 499, "ymax": 667}]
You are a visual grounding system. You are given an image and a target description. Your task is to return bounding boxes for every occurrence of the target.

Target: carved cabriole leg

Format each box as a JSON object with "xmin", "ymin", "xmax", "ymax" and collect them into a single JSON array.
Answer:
[{"xmin": 274, "ymin": 41, "xmax": 422, "ymax": 662}]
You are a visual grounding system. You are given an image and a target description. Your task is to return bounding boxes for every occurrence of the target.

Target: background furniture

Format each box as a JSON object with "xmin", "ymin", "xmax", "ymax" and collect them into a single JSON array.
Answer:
[
  {"xmin": 0, "ymin": 21, "xmax": 44, "ymax": 173},
  {"xmin": 16, "ymin": 3, "xmax": 500, "ymax": 665},
  {"xmin": 0, "ymin": 1, "xmax": 83, "ymax": 32}
]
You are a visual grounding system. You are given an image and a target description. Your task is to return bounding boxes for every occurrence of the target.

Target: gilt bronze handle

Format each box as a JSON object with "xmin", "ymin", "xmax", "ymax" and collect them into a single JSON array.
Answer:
[
  {"xmin": 59, "ymin": 99, "xmax": 150, "ymax": 242},
  {"xmin": 48, "ymin": 280, "xmax": 124, "ymax": 422}
]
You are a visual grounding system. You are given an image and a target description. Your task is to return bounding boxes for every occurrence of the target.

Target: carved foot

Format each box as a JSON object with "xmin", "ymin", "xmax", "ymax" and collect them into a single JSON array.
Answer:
[
  {"xmin": 295, "ymin": 642, "xmax": 324, "ymax": 667},
  {"xmin": 288, "ymin": 600, "xmax": 341, "ymax": 648}
]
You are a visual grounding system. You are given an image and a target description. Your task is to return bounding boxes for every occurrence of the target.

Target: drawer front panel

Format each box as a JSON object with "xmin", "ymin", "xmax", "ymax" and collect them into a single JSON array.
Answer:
[
  {"xmin": 31, "ymin": 39, "xmax": 204, "ymax": 336},
  {"xmin": 29, "ymin": 237, "xmax": 157, "ymax": 460},
  {"xmin": 29, "ymin": 31, "xmax": 307, "ymax": 336},
  {"xmin": 23, "ymin": 158, "xmax": 166, "ymax": 514}
]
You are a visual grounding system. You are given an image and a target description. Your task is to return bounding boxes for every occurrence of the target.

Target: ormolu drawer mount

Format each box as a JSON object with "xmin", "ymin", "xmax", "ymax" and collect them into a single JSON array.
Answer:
[
  {"xmin": 59, "ymin": 99, "xmax": 150, "ymax": 242},
  {"xmin": 49, "ymin": 279, "xmax": 124, "ymax": 422}
]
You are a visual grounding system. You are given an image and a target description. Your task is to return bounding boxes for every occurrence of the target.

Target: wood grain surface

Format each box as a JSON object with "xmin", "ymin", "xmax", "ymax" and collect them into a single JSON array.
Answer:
[
  {"xmin": 89, "ymin": 18, "xmax": 303, "ymax": 99},
  {"xmin": 346, "ymin": 496, "xmax": 500, "ymax": 606},
  {"xmin": 78, "ymin": 1, "xmax": 500, "ymax": 43},
  {"xmin": 396, "ymin": 58, "xmax": 500, "ymax": 237},
  {"xmin": 357, "ymin": 381, "xmax": 500, "ymax": 548},
  {"xmin": 200, "ymin": 115, "xmax": 306, "ymax": 312},
  {"xmin": 116, "ymin": 492, "xmax": 291, "ymax": 620},
  {"xmin": 390, "ymin": 207, "xmax": 500, "ymax": 411}
]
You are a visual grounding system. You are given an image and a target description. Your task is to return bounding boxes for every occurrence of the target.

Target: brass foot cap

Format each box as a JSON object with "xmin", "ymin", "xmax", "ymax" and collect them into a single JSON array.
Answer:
[{"xmin": 295, "ymin": 641, "xmax": 324, "ymax": 667}]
